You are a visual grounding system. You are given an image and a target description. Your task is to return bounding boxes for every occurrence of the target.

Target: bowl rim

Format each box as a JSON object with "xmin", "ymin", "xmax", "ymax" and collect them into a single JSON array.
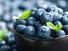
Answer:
[{"xmin": 13, "ymin": 26, "xmax": 68, "ymax": 41}]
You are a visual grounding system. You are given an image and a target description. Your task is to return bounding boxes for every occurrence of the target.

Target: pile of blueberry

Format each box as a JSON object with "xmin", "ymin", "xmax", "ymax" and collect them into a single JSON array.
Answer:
[
  {"xmin": 15, "ymin": 5, "xmax": 68, "ymax": 40},
  {"xmin": 0, "ymin": 0, "xmax": 68, "ymax": 51},
  {"xmin": 0, "ymin": 30, "xmax": 16, "ymax": 51},
  {"xmin": 0, "ymin": 0, "xmax": 58, "ymax": 51},
  {"xmin": 0, "ymin": 0, "xmax": 27, "ymax": 51}
]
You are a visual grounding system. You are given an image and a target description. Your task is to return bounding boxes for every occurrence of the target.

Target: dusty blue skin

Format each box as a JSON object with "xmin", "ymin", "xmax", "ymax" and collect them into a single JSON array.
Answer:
[
  {"xmin": 63, "ymin": 25, "xmax": 68, "ymax": 34},
  {"xmin": 54, "ymin": 21, "xmax": 62, "ymax": 26},
  {"xmin": 7, "ymin": 36, "xmax": 15, "ymax": 46},
  {"xmin": 26, "ymin": 17, "xmax": 36, "ymax": 26},
  {"xmin": 16, "ymin": 25, "xmax": 26, "ymax": 33},
  {"xmin": 57, "ymin": 8, "xmax": 63, "ymax": 14},
  {"xmin": 40, "ymin": 12, "xmax": 53, "ymax": 24},
  {"xmin": 60, "ymin": 15, "xmax": 68, "ymax": 25},
  {"xmin": 56, "ymin": 30, "xmax": 65, "ymax": 37},
  {"xmin": 0, "ymin": 45, "xmax": 11, "ymax": 51},
  {"xmin": 34, "ymin": 8, "xmax": 46, "ymax": 20},
  {"xmin": 14, "ymin": 20, "xmax": 26, "ymax": 29},
  {"xmin": 34, "ymin": 21, "xmax": 42, "ymax": 30},
  {"xmin": 23, "ymin": 26, "xmax": 36, "ymax": 37},
  {"xmin": 53, "ymin": 12, "xmax": 62, "ymax": 21},
  {"xmin": 0, "ymin": 41, "xmax": 6, "ymax": 47},
  {"xmin": 45, "ymin": 7, "xmax": 51, "ymax": 12},
  {"xmin": 37, "ymin": 26, "xmax": 51, "ymax": 39}
]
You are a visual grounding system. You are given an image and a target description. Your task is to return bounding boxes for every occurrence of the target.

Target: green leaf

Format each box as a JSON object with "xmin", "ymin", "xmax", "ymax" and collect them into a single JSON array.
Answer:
[
  {"xmin": 46, "ymin": 22, "xmax": 56, "ymax": 29},
  {"xmin": 19, "ymin": 10, "xmax": 31, "ymax": 19},
  {"xmin": 56, "ymin": 25, "xmax": 62, "ymax": 32},
  {"xmin": 46, "ymin": 22, "xmax": 62, "ymax": 32},
  {"xmin": 0, "ymin": 29, "xmax": 8, "ymax": 41}
]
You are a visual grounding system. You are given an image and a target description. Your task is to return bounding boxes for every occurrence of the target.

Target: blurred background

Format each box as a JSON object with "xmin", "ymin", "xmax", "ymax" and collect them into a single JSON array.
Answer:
[{"xmin": 0, "ymin": 0, "xmax": 68, "ymax": 51}]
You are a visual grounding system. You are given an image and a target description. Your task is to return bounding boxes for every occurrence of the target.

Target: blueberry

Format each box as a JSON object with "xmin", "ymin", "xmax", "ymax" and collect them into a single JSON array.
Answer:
[
  {"xmin": 26, "ymin": 17, "xmax": 36, "ymax": 26},
  {"xmin": 31, "ymin": 8, "xmax": 37, "ymax": 12},
  {"xmin": 18, "ymin": 5, "xmax": 27, "ymax": 10},
  {"xmin": 23, "ymin": 26, "xmax": 35, "ymax": 37},
  {"xmin": 7, "ymin": 36, "xmax": 15, "ymax": 46},
  {"xmin": 58, "ymin": 8, "xmax": 63, "ymax": 14},
  {"xmin": 36, "ymin": 8, "xmax": 45, "ymax": 16},
  {"xmin": 14, "ymin": 20, "xmax": 26, "ymax": 29},
  {"xmin": 56, "ymin": 30, "xmax": 65, "ymax": 37},
  {"xmin": 50, "ymin": 30, "xmax": 57, "ymax": 38},
  {"xmin": 50, "ymin": 5, "xmax": 58, "ymax": 12},
  {"xmin": 0, "ymin": 21, "xmax": 7, "ymax": 29},
  {"xmin": 12, "ymin": 45, "xmax": 17, "ymax": 51},
  {"xmin": 57, "ymin": 0, "xmax": 67, "ymax": 8},
  {"xmin": 7, "ymin": 23, "xmax": 13, "ymax": 30},
  {"xmin": 63, "ymin": 25, "xmax": 68, "ymax": 34},
  {"xmin": 40, "ymin": 12, "xmax": 53, "ymax": 24},
  {"xmin": 34, "ymin": 21, "xmax": 42, "ymax": 30},
  {"xmin": 37, "ymin": 26, "xmax": 51, "ymax": 39},
  {"xmin": 2, "ymin": 14, "xmax": 12, "ymax": 22},
  {"xmin": 54, "ymin": 21, "xmax": 62, "ymax": 26},
  {"xmin": 5, "ymin": 31, "xmax": 14, "ymax": 38},
  {"xmin": 0, "ymin": 41, "xmax": 6, "ymax": 47},
  {"xmin": 45, "ymin": 7, "xmax": 51, "ymax": 12},
  {"xmin": 16, "ymin": 25, "xmax": 26, "ymax": 33},
  {"xmin": 60, "ymin": 15, "xmax": 68, "ymax": 25},
  {"xmin": 64, "ymin": 11, "xmax": 68, "ymax": 16},
  {"xmin": 0, "ymin": 45, "xmax": 11, "ymax": 51},
  {"xmin": 30, "ymin": 11, "xmax": 36, "ymax": 17},
  {"xmin": 18, "ymin": 20, "xmax": 26, "ymax": 25},
  {"xmin": 53, "ymin": 12, "xmax": 62, "ymax": 21},
  {"xmin": 34, "ymin": 8, "xmax": 45, "ymax": 20}
]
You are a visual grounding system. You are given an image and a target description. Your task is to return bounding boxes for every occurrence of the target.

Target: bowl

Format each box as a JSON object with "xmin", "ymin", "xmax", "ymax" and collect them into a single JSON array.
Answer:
[{"xmin": 13, "ymin": 26, "xmax": 68, "ymax": 51}]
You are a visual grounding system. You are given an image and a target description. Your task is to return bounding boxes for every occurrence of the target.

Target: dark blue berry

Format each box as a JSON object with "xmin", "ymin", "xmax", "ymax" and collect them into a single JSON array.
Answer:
[
  {"xmin": 23, "ymin": 26, "xmax": 35, "ymax": 37},
  {"xmin": 37, "ymin": 26, "xmax": 51, "ymax": 39},
  {"xmin": 63, "ymin": 25, "xmax": 68, "ymax": 34},
  {"xmin": 16, "ymin": 25, "xmax": 26, "ymax": 33},
  {"xmin": 56, "ymin": 30, "xmax": 65, "ymax": 37}
]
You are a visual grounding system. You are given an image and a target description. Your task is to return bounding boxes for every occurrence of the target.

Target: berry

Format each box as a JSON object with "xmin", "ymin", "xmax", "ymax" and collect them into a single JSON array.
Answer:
[
  {"xmin": 0, "ymin": 41, "xmax": 6, "ymax": 47},
  {"xmin": 63, "ymin": 25, "xmax": 68, "ymax": 34},
  {"xmin": 5, "ymin": 31, "xmax": 14, "ymax": 38},
  {"xmin": 16, "ymin": 25, "xmax": 26, "ymax": 33},
  {"xmin": 0, "ymin": 21, "xmax": 7, "ymax": 29},
  {"xmin": 34, "ymin": 21, "xmax": 42, "ymax": 30},
  {"xmin": 0, "ymin": 45, "xmax": 11, "ymax": 51},
  {"xmin": 53, "ymin": 12, "xmax": 62, "ymax": 21},
  {"xmin": 2, "ymin": 14, "xmax": 12, "ymax": 22},
  {"xmin": 60, "ymin": 15, "xmax": 68, "ymax": 25},
  {"xmin": 7, "ymin": 23, "xmax": 13, "ymax": 30},
  {"xmin": 58, "ymin": 8, "xmax": 63, "ymax": 14},
  {"xmin": 7, "ymin": 36, "xmax": 15, "ymax": 46},
  {"xmin": 64, "ymin": 11, "xmax": 68, "ymax": 16},
  {"xmin": 56, "ymin": 30, "xmax": 65, "ymax": 37},
  {"xmin": 37, "ymin": 26, "xmax": 51, "ymax": 39},
  {"xmin": 34, "ymin": 8, "xmax": 45, "ymax": 20},
  {"xmin": 14, "ymin": 20, "xmax": 26, "ymax": 29},
  {"xmin": 45, "ymin": 7, "xmax": 51, "ymax": 12},
  {"xmin": 26, "ymin": 17, "xmax": 36, "ymax": 26},
  {"xmin": 50, "ymin": 30, "xmax": 57, "ymax": 38},
  {"xmin": 23, "ymin": 26, "xmax": 35, "ymax": 37},
  {"xmin": 40, "ymin": 12, "xmax": 53, "ymax": 24},
  {"xmin": 54, "ymin": 21, "xmax": 62, "ymax": 26}
]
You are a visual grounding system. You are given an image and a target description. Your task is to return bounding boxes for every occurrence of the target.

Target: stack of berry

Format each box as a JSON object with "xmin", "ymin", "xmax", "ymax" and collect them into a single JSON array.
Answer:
[{"xmin": 14, "ymin": 5, "xmax": 68, "ymax": 40}]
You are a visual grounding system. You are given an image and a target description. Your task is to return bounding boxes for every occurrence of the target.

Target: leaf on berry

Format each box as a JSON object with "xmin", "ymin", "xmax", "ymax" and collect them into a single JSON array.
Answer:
[
  {"xmin": 19, "ymin": 10, "xmax": 31, "ymax": 19},
  {"xmin": 46, "ymin": 22, "xmax": 62, "ymax": 32},
  {"xmin": 46, "ymin": 22, "xmax": 56, "ymax": 29}
]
